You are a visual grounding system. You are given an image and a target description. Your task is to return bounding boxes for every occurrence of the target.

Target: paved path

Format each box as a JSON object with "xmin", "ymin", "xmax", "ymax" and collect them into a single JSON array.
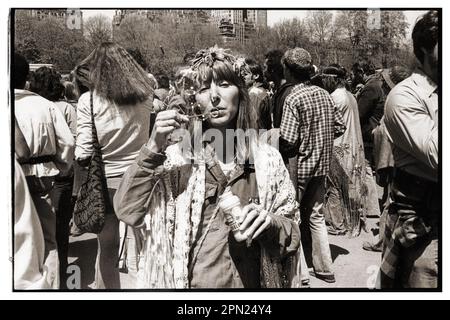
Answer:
[
  {"xmin": 308, "ymin": 217, "xmax": 381, "ymax": 289},
  {"xmin": 68, "ymin": 218, "xmax": 381, "ymax": 289}
]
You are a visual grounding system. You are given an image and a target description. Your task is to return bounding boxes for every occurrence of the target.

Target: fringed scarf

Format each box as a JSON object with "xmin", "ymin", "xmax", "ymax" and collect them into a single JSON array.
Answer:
[{"xmin": 138, "ymin": 140, "xmax": 300, "ymax": 288}]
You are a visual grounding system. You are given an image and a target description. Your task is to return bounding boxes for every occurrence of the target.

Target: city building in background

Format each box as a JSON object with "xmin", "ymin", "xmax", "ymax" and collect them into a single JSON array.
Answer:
[
  {"xmin": 112, "ymin": 9, "xmax": 267, "ymax": 43},
  {"xmin": 211, "ymin": 9, "xmax": 268, "ymax": 43},
  {"xmin": 28, "ymin": 9, "xmax": 83, "ymax": 32}
]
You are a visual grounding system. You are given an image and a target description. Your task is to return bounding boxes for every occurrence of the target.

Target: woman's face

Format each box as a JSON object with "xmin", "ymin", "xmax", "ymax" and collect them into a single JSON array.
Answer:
[{"xmin": 195, "ymin": 79, "xmax": 240, "ymax": 128}]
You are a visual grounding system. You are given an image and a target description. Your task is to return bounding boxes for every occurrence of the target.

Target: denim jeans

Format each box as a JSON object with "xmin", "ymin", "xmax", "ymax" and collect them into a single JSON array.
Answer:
[
  {"xmin": 94, "ymin": 188, "xmax": 121, "ymax": 289},
  {"xmin": 298, "ymin": 176, "xmax": 334, "ymax": 275},
  {"xmin": 50, "ymin": 175, "xmax": 74, "ymax": 289},
  {"xmin": 26, "ymin": 176, "xmax": 60, "ymax": 289},
  {"xmin": 124, "ymin": 226, "xmax": 146, "ymax": 288},
  {"xmin": 298, "ymin": 242, "xmax": 310, "ymax": 283}
]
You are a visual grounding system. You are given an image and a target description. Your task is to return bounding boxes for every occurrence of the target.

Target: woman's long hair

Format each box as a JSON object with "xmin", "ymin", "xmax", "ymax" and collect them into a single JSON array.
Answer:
[{"xmin": 87, "ymin": 42, "xmax": 154, "ymax": 105}]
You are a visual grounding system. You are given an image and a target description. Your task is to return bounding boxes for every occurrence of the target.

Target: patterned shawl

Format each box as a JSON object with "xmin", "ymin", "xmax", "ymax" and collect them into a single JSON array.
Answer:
[{"xmin": 138, "ymin": 140, "xmax": 300, "ymax": 288}]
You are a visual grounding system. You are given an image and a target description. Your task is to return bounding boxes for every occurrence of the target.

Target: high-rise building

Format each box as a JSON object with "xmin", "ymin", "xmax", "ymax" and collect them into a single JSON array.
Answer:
[
  {"xmin": 211, "ymin": 9, "xmax": 267, "ymax": 43},
  {"xmin": 112, "ymin": 9, "xmax": 148, "ymax": 26},
  {"xmin": 24, "ymin": 9, "xmax": 83, "ymax": 32},
  {"xmin": 253, "ymin": 10, "xmax": 268, "ymax": 28},
  {"xmin": 30, "ymin": 9, "xmax": 67, "ymax": 20}
]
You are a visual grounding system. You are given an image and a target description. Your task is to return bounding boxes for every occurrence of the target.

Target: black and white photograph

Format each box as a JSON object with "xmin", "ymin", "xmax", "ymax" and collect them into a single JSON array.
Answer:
[{"xmin": 7, "ymin": 5, "xmax": 441, "ymax": 294}]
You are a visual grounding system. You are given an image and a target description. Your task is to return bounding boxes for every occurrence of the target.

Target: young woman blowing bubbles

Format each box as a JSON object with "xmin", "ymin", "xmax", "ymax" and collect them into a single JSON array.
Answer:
[{"xmin": 114, "ymin": 46, "xmax": 301, "ymax": 289}]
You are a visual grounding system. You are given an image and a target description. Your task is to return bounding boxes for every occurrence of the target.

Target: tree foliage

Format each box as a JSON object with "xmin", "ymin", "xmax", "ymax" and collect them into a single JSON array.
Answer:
[
  {"xmin": 14, "ymin": 9, "xmax": 412, "ymax": 76},
  {"xmin": 14, "ymin": 10, "xmax": 89, "ymax": 72},
  {"xmin": 305, "ymin": 11, "xmax": 334, "ymax": 65},
  {"xmin": 113, "ymin": 15, "xmax": 223, "ymax": 76},
  {"xmin": 84, "ymin": 14, "xmax": 113, "ymax": 50},
  {"xmin": 335, "ymin": 10, "xmax": 410, "ymax": 67}
]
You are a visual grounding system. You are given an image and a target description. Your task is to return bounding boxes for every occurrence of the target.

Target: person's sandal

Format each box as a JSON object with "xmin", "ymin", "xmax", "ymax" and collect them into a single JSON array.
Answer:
[{"xmin": 310, "ymin": 271, "xmax": 336, "ymax": 283}]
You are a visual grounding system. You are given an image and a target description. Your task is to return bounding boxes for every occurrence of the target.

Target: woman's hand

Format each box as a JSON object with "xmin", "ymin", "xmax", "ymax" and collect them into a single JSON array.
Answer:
[
  {"xmin": 167, "ymin": 95, "xmax": 189, "ymax": 113},
  {"xmin": 147, "ymin": 109, "xmax": 189, "ymax": 154},
  {"xmin": 238, "ymin": 203, "xmax": 272, "ymax": 244}
]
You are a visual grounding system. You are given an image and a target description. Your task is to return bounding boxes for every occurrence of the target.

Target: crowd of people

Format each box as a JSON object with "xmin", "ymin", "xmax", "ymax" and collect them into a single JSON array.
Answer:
[{"xmin": 13, "ymin": 10, "xmax": 439, "ymax": 289}]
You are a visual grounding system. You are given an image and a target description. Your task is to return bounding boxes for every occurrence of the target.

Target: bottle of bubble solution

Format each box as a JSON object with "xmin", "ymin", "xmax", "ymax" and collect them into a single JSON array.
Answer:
[{"xmin": 218, "ymin": 189, "xmax": 247, "ymax": 243}]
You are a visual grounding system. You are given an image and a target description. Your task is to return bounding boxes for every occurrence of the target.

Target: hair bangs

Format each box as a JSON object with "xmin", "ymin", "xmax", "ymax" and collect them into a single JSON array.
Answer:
[{"xmin": 194, "ymin": 60, "xmax": 243, "ymax": 89}]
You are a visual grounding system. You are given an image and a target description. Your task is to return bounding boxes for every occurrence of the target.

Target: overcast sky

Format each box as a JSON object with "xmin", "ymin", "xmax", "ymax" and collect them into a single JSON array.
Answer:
[{"xmin": 82, "ymin": 9, "xmax": 427, "ymax": 35}]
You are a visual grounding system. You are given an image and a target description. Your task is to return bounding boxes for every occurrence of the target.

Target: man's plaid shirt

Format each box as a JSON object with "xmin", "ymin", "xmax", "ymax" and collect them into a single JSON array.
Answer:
[{"xmin": 280, "ymin": 83, "xmax": 346, "ymax": 180}]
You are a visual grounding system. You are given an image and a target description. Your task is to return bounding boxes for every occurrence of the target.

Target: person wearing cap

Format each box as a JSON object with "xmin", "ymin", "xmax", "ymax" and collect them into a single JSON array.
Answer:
[
  {"xmin": 380, "ymin": 10, "xmax": 439, "ymax": 288},
  {"xmin": 279, "ymin": 48, "xmax": 346, "ymax": 283}
]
